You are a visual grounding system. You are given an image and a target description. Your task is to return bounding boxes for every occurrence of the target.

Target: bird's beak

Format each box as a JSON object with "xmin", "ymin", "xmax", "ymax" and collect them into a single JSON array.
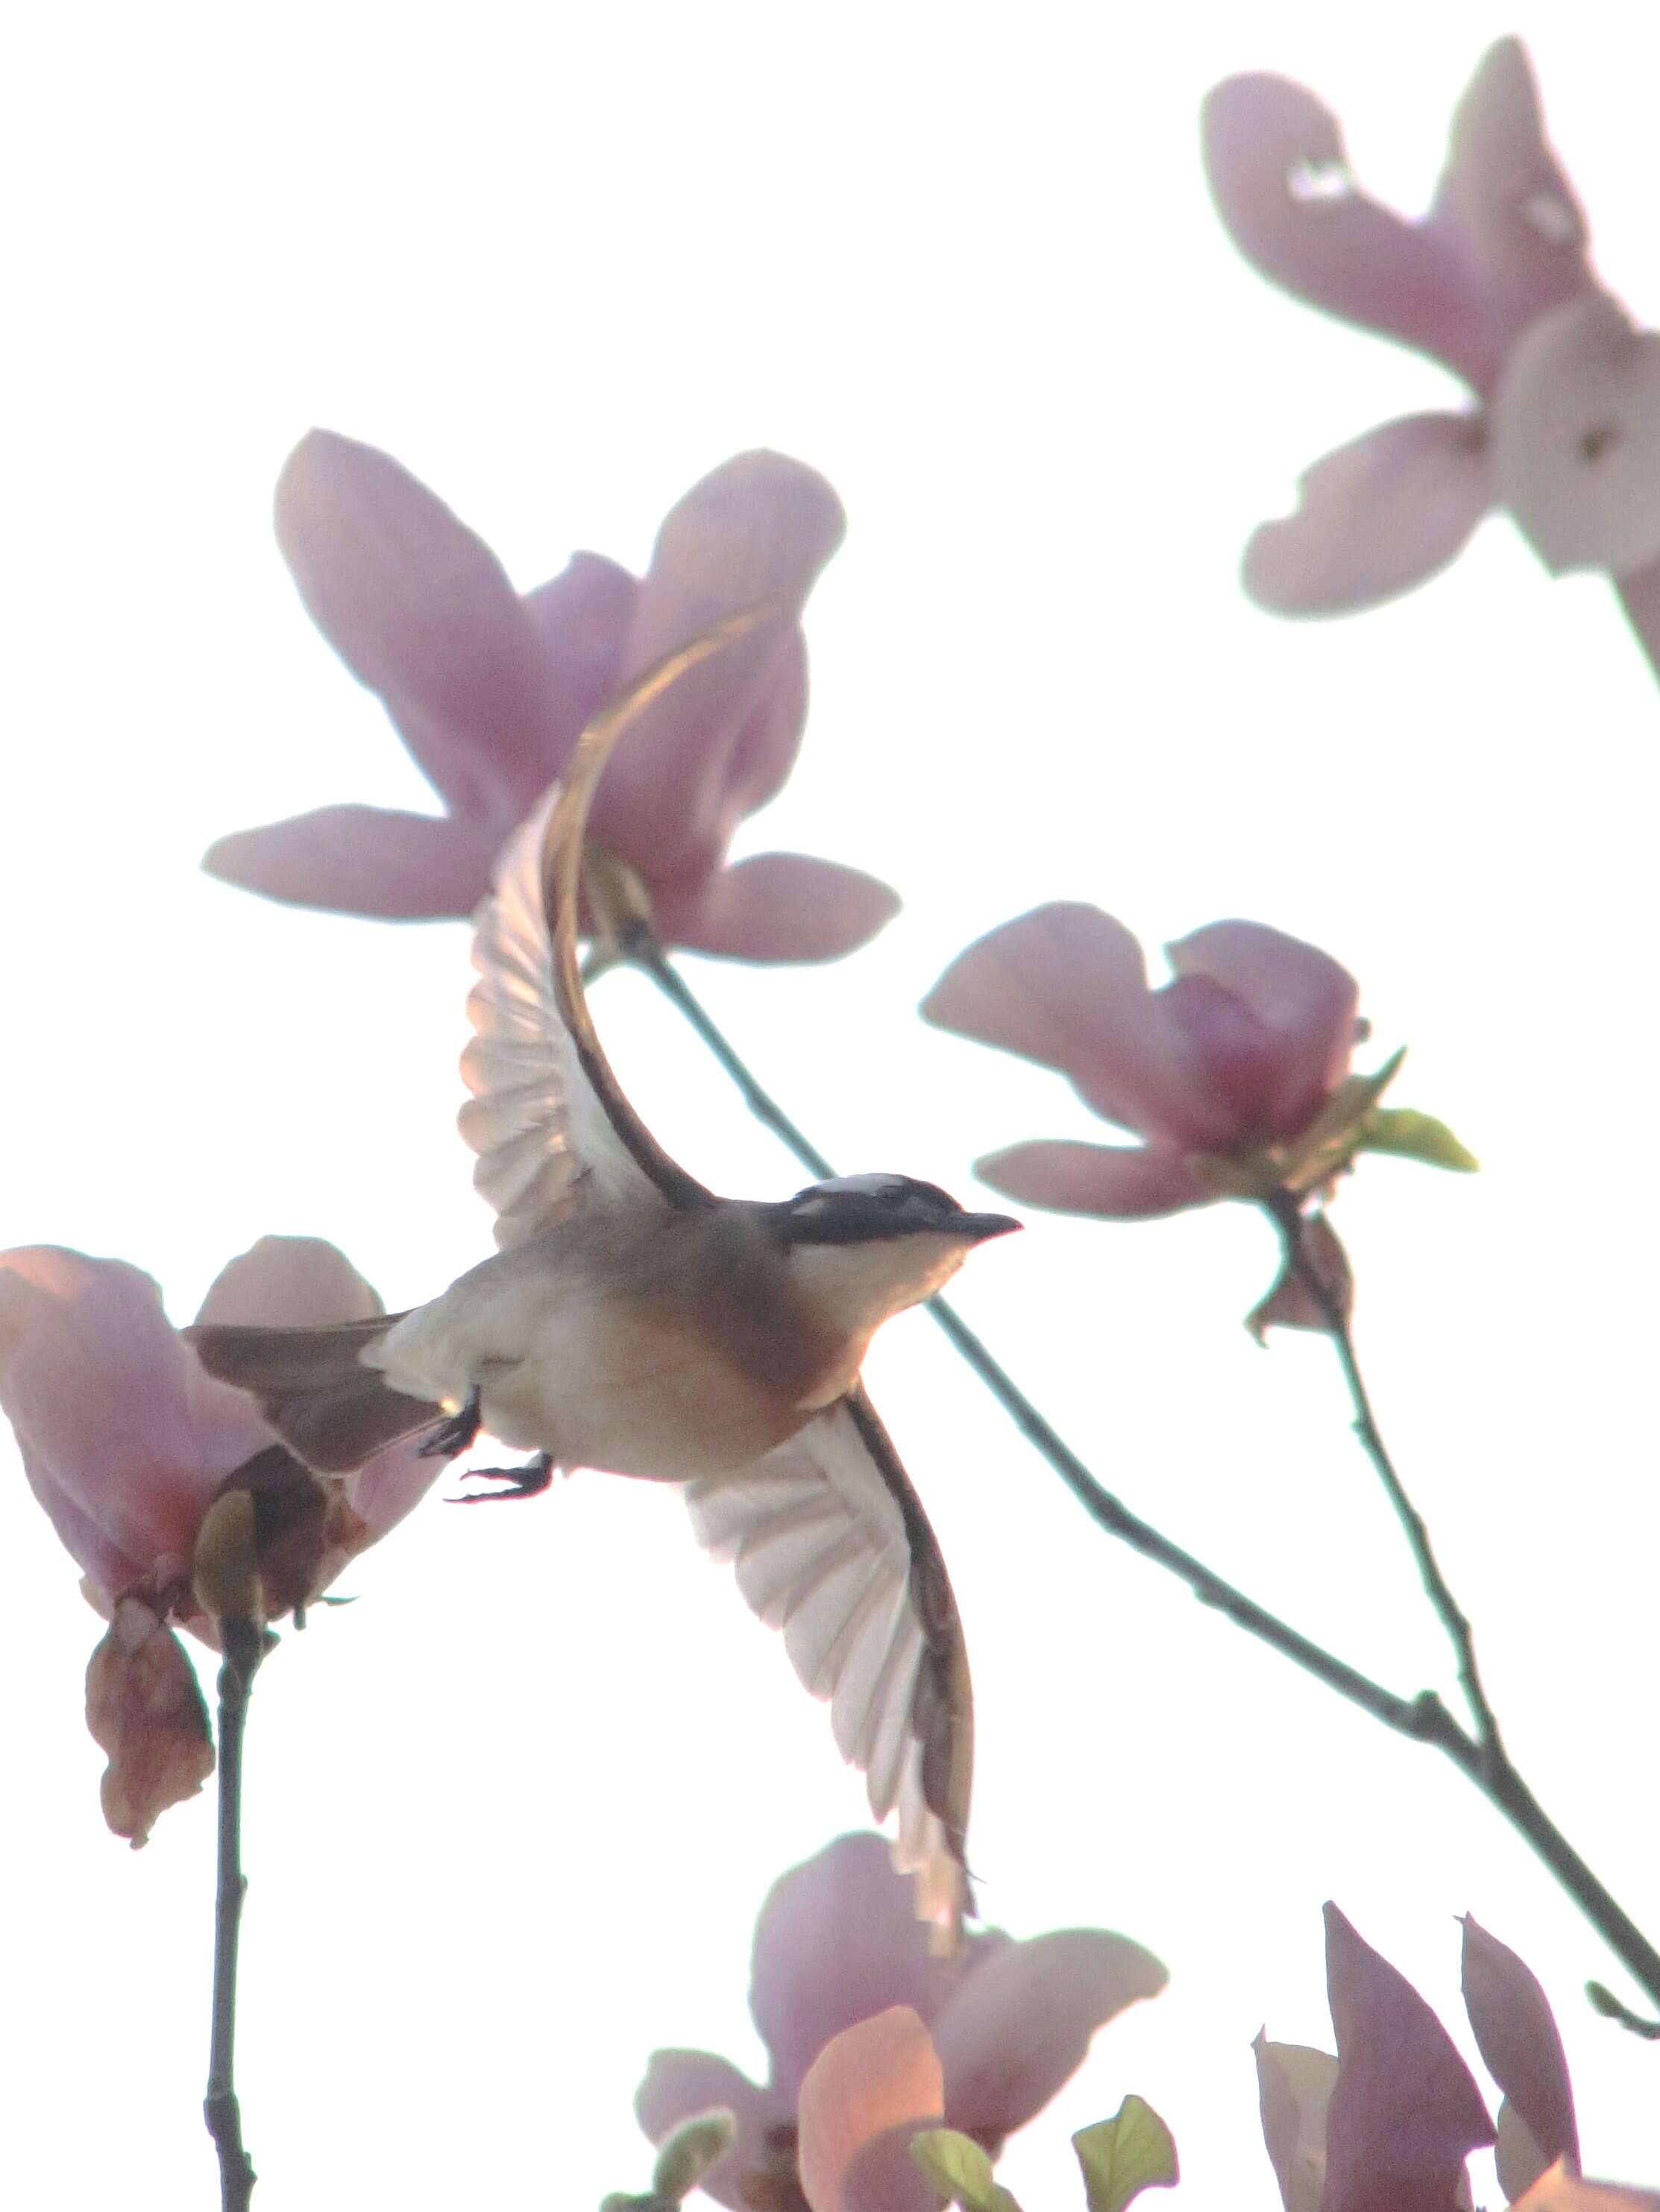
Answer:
[{"xmin": 957, "ymin": 1211, "xmax": 1022, "ymax": 1243}]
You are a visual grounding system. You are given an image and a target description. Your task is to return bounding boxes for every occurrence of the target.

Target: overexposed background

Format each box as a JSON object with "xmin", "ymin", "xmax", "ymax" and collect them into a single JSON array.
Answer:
[{"xmin": 3, "ymin": 2, "xmax": 1658, "ymax": 2202}]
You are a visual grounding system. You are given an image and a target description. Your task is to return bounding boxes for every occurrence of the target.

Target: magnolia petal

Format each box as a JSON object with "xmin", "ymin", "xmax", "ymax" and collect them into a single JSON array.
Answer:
[
  {"xmin": 598, "ymin": 452, "xmax": 843, "ymax": 880},
  {"xmin": 0, "ymin": 1250, "xmax": 217, "ymax": 1572},
  {"xmin": 1459, "ymin": 1917, "xmax": 1579, "ymax": 2178},
  {"xmin": 274, "ymin": 429, "xmax": 560, "ymax": 810},
  {"xmin": 203, "ymin": 804, "xmax": 505, "ymax": 920},
  {"xmin": 194, "ymin": 1236, "xmax": 383, "ymax": 1330},
  {"xmin": 923, "ymin": 906, "xmax": 1235, "ymax": 1148},
  {"xmin": 1169, "ymin": 921, "xmax": 1360, "ymax": 1134},
  {"xmin": 85, "ymin": 1597, "xmax": 215, "ymax": 1846},
  {"xmin": 931, "ymin": 1929, "xmax": 1168, "ymax": 2140},
  {"xmin": 796, "ymin": 2007, "xmax": 943, "ymax": 2212},
  {"xmin": 658, "ymin": 853, "xmax": 901, "ymax": 964},
  {"xmin": 1432, "ymin": 39, "xmax": 1591, "ymax": 347},
  {"xmin": 1509, "ymin": 2164, "xmax": 1660, "ymax": 2212},
  {"xmin": 521, "ymin": 551, "xmax": 639, "ymax": 757},
  {"xmin": 1497, "ymin": 2103, "xmax": 1553, "ymax": 2207},
  {"xmin": 635, "ymin": 2049, "xmax": 776, "ymax": 2212},
  {"xmin": 1243, "ymin": 415, "xmax": 1492, "ymax": 616},
  {"xmin": 1617, "ymin": 554, "xmax": 1660, "ymax": 669},
  {"xmin": 1492, "ymin": 296, "xmax": 1660, "ymax": 578},
  {"xmin": 1201, "ymin": 75, "xmax": 1488, "ymax": 388},
  {"xmin": 749, "ymin": 1834, "xmax": 981, "ymax": 2103},
  {"xmin": 1323, "ymin": 1904, "xmax": 1495, "ymax": 2212},
  {"xmin": 1254, "ymin": 2037, "xmax": 1336, "ymax": 2212},
  {"xmin": 973, "ymin": 1141, "xmax": 1208, "ymax": 1220}
]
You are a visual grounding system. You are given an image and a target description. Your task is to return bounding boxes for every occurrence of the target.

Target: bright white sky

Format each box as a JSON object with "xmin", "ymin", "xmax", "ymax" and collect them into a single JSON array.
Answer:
[{"xmin": 4, "ymin": 4, "xmax": 1659, "ymax": 2205}]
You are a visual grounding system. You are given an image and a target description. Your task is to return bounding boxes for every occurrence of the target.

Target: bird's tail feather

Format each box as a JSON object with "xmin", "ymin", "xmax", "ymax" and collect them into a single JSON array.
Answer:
[{"xmin": 186, "ymin": 1316, "xmax": 441, "ymax": 1474}]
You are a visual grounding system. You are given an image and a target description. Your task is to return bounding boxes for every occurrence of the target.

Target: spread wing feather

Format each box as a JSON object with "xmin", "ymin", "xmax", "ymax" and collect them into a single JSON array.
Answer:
[
  {"xmin": 685, "ymin": 1385, "xmax": 973, "ymax": 1946},
  {"xmin": 460, "ymin": 617, "xmax": 771, "ymax": 1244}
]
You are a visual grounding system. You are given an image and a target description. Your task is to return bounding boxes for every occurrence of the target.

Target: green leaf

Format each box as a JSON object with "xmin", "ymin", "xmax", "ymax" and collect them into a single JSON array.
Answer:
[
  {"xmin": 910, "ymin": 2128, "xmax": 1022, "ymax": 2211},
  {"xmin": 1072, "ymin": 2096, "xmax": 1179, "ymax": 2212},
  {"xmin": 1356, "ymin": 1107, "xmax": 1479, "ymax": 1173}
]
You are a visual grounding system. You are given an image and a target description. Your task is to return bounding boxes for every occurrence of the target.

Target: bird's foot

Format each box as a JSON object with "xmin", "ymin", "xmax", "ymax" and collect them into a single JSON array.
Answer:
[
  {"xmin": 449, "ymin": 1454, "xmax": 556, "ymax": 1503},
  {"xmin": 420, "ymin": 1387, "xmax": 482, "ymax": 1461}
]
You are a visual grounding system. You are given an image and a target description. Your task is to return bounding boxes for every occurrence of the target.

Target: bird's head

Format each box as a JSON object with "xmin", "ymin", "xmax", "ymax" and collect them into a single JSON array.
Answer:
[{"xmin": 775, "ymin": 1173, "xmax": 1020, "ymax": 1334}]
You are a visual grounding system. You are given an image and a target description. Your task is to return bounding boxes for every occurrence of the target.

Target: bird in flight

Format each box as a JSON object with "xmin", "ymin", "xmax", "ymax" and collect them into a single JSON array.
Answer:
[{"xmin": 189, "ymin": 615, "xmax": 1018, "ymax": 1941}]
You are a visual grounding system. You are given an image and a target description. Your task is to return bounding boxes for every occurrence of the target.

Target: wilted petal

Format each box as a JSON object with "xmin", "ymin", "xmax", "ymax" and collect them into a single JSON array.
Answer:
[
  {"xmin": 973, "ymin": 1140, "xmax": 1208, "ymax": 1220},
  {"xmin": 1509, "ymin": 2164, "xmax": 1660, "ymax": 2212},
  {"xmin": 1247, "ymin": 1214, "xmax": 1353, "ymax": 1343},
  {"xmin": 1433, "ymin": 40, "xmax": 1592, "ymax": 345},
  {"xmin": 931, "ymin": 1929, "xmax": 1168, "ymax": 2139},
  {"xmin": 1243, "ymin": 415, "xmax": 1492, "ymax": 616},
  {"xmin": 749, "ymin": 1833, "xmax": 979, "ymax": 2101},
  {"xmin": 1171, "ymin": 921, "xmax": 1360, "ymax": 1135},
  {"xmin": 203, "ymin": 804, "xmax": 504, "ymax": 921},
  {"xmin": 85, "ymin": 1596, "xmax": 215, "ymax": 1845},
  {"xmin": 796, "ymin": 2007, "xmax": 942, "ymax": 2212},
  {"xmin": 635, "ymin": 2049, "xmax": 776, "ymax": 2212},
  {"xmin": 1201, "ymin": 76, "xmax": 1488, "ymax": 386},
  {"xmin": 274, "ymin": 429, "xmax": 559, "ymax": 814},
  {"xmin": 0, "ymin": 1250, "xmax": 216, "ymax": 1573},
  {"xmin": 1323, "ymin": 1904, "xmax": 1494, "ymax": 2212},
  {"xmin": 597, "ymin": 452, "xmax": 844, "ymax": 882},
  {"xmin": 1492, "ymin": 296, "xmax": 1660, "ymax": 578},
  {"xmin": 658, "ymin": 853, "xmax": 901, "ymax": 963},
  {"xmin": 1459, "ymin": 1916, "xmax": 1578, "ymax": 2179},
  {"xmin": 923, "ymin": 906, "xmax": 1235, "ymax": 1148},
  {"xmin": 1255, "ymin": 2037, "xmax": 1336, "ymax": 2212}
]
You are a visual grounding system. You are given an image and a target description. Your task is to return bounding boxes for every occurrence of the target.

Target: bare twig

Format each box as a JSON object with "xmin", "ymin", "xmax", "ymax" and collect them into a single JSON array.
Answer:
[{"xmin": 204, "ymin": 1618, "xmax": 265, "ymax": 2211}]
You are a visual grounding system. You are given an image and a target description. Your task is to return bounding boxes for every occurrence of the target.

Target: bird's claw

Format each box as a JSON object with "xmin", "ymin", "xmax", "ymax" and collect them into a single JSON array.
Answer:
[
  {"xmin": 449, "ymin": 1455, "xmax": 556, "ymax": 1503},
  {"xmin": 420, "ymin": 1387, "xmax": 482, "ymax": 1461}
]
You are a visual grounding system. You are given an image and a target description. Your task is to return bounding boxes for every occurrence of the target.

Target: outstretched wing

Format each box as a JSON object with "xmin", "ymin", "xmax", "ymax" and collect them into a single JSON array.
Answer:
[
  {"xmin": 684, "ymin": 1384, "xmax": 974, "ymax": 1947},
  {"xmin": 459, "ymin": 615, "xmax": 770, "ymax": 1245}
]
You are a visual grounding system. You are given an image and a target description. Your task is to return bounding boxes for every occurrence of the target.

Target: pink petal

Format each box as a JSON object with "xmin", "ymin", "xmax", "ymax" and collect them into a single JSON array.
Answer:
[
  {"xmin": 1491, "ymin": 296, "xmax": 1660, "ymax": 578},
  {"xmin": 1243, "ymin": 415, "xmax": 1493, "ymax": 616},
  {"xmin": 0, "ymin": 1250, "xmax": 217, "ymax": 1575},
  {"xmin": 345, "ymin": 1438, "xmax": 442, "ymax": 1540},
  {"xmin": 658, "ymin": 854, "xmax": 901, "ymax": 963},
  {"xmin": 749, "ymin": 1834, "xmax": 981, "ymax": 2102},
  {"xmin": 1168, "ymin": 921, "xmax": 1360, "ymax": 1135},
  {"xmin": 521, "ymin": 550, "xmax": 639, "ymax": 748},
  {"xmin": 1509, "ymin": 2165, "xmax": 1660, "ymax": 2212},
  {"xmin": 931, "ymin": 1929, "xmax": 1168, "ymax": 2140},
  {"xmin": 1431, "ymin": 40, "xmax": 1593, "ymax": 350},
  {"xmin": 1201, "ymin": 76, "xmax": 1488, "ymax": 388},
  {"xmin": 796, "ymin": 2008, "xmax": 942, "ymax": 2212},
  {"xmin": 1459, "ymin": 1917, "xmax": 1578, "ymax": 2178},
  {"xmin": 1254, "ymin": 2036, "xmax": 1337, "ymax": 2212},
  {"xmin": 597, "ymin": 451, "xmax": 844, "ymax": 883},
  {"xmin": 274, "ymin": 429, "xmax": 560, "ymax": 814},
  {"xmin": 1618, "ymin": 554, "xmax": 1660, "ymax": 673},
  {"xmin": 1322, "ymin": 1903, "xmax": 1495, "ymax": 2212},
  {"xmin": 204, "ymin": 805, "xmax": 506, "ymax": 920},
  {"xmin": 922, "ymin": 906, "xmax": 1236, "ymax": 1149},
  {"xmin": 635, "ymin": 2049, "xmax": 778, "ymax": 2212},
  {"xmin": 973, "ymin": 1141, "xmax": 1209, "ymax": 1220}
]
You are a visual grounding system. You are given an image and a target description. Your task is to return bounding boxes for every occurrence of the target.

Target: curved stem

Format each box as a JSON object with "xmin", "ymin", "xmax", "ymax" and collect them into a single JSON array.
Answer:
[
  {"xmin": 205, "ymin": 1618, "xmax": 264, "ymax": 2211},
  {"xmin": 627, "ymin": 931, "xmax": 1660, "ymax": 2016}
]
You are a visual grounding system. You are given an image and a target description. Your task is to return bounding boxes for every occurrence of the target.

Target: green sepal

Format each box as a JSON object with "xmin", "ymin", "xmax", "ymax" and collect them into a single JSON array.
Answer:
[
  {"xmin": 910, "ymin": 2127, "xmax": 1022, "ymax": 2210},
  {"xmin": 1276, "ymin": 1047, "xmax": 1406, "ymax": 1193},
  {"xmin": 651, "ymin": 2108, "xmax": 737, "ymax": 2201},
  {"xmin": 1356, "ymin": 1106, "xmax": 1479, "ymax": 1173},
  {"xmin": 1072, "ymin": 2096, "xmax": 1179, "ymax": 2212}
]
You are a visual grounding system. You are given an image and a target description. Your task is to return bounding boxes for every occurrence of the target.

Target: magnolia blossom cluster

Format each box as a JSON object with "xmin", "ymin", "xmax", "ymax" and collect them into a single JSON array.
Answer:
[{"xmin": 1203, "ymin": 39, "xmax": 1660, "ymax": 616}]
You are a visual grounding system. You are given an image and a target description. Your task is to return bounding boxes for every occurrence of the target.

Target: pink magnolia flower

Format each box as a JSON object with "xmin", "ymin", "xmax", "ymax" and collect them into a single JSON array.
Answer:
[
  {"xmin": 922, "ymin": 906, "xmax": 1365, "ymax": 1220},
  {"xmin": 204, "ymin": 432, "xmax": 899, "ymax": 962},
  {"xmin": 0, "ymin": 1235, "xmax": 437, "ymax": 1841},
  {"xmin": 1203, "ymin": 39, "xmax": 1660, "ymax": 617},
  {"xmin": 1257, "ymin": 1906, "xmax": 1600, "ymax": 2212},
  {"xmin": 635, "ymin": 1832, "xmax": 1166, "ymax": 2212}
]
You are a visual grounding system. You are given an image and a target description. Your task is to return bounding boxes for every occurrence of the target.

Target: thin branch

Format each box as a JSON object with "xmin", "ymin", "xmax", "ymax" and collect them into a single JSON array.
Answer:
[
  {"xmin": 205, "ymin": 1618, "xmax": 265, "ymax": 2212},
  {"xmin": 1266, "ymin": 1195, "xmax": 1503, "ymax": 1756},
  {"xmin": 625, "ymin": 929, "xmax": 1660, "ymax": 2017}
]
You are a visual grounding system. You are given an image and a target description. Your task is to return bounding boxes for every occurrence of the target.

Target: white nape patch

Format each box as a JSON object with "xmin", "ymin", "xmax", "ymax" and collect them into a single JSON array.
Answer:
[
  {"xmin": 795, "ymin": 1173, "xmax": 909, "ymax": 1206},
  {"xmin": 789, "ymin": 1231, "xmax": 971, "ymax": 1344}
]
